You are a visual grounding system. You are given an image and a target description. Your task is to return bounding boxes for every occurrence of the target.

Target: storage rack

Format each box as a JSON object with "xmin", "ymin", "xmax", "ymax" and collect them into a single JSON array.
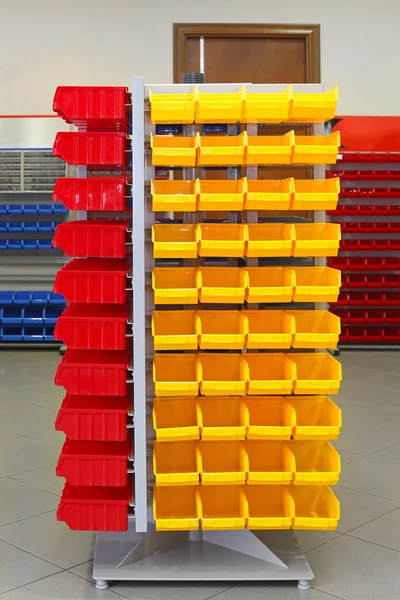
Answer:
[
  {"xmin": 52, "ymin": 80, "xmax": 342, "ymax": 591},
  {"xmin": 0, "ymin": 148, "xmax": 68, "ymax": 346},
  {"xmin": 328, "ymin": 151, "xmax": 400, "ymax": 349}
]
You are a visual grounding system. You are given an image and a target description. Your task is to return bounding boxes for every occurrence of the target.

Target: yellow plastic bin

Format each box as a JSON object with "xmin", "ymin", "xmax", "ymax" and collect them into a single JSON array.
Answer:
[
  {"xmin": 151, "ymin": 133, "xmax": 198, "ymax": 167},
  {"xmin": 197, "ymin": 310, "xmax": 246, "ymax": 350},
  {"xmin": 288, "ymin": 86, "xmax": 339, "ymax": 124},
  {"xmin": 244, "ymin": 310, "xmax": 295, "ymax": 350},
  {"xmin": 245, "ymin": 223, "xmax": 294, "ymax": 258},
  {"xmin": 244, "ymin": 396, "xmax": 295, "ymax": 440},
  {"xmin": 292, "ymin": 132, "xmax": 341, "ymax": 165},
  {"xmin": 195, "ymin": 91, "xmax": 243, "ymax": 124},
  {"xmin": 292, "ymin": 178, "xmax": 340, "ymax": 211},
  {"xmin": 152, "ymin": 310, "xmax": 199, "ymax": 351},
  {"xmin": 198, "ymin": 267, "xmax": 247, "ymax": 304},
  {"xmin": 285, "ymin": 396, "xmax": 342, "ymax": 441},
  {"xmin": 152, "ymin": 224, "xmax": 199, "ymax": 259},
  {"xmin": 292, "ymin": 267, "xmax": 341, "ymax": 303},
  {"xmin": 245, "ymin": 131, "xmax": 295, "ymax": 165},
  {"xmin": 151, "ymin": 180, "xmax": 198, "ymax": 213},
  {"xmin": 198, "ymin": 396, "xmax": 248, "ymax": 440},
  {"xmin": 197, "ymin": 179, "xmax": 245, "ymax": 211},
  {"xmin": 153, "ymin": 441, "xmax": 202, "ymax": 485},
  {"xmin": 245, "ymin": 353, "xmax": 295, "ymax": 395},
  {"xmin": 200, "ymin": 441, "xmax": 248, "ymax": 485},
  {"xmin": 288, "ymin": 310, "xmax": 341, "ymax": 349},
  {"xmin": 244, "ymin": 178, "xmax": 294, "ymax": 211},
  {"xmin": 153, "ymin": 353, "xmax": 199, "ymax": 397},
  {"xmin": 289, "ymin": 441, "xmax": 341, "ymax": 486},
  {"xmin": 241, "ymin": 86, "xmax": 292, "ymax": 123},
  {"xmin": 245, "ymin": 267, "xmax": 295, "ymax": 303},
  {"xmin": 290, "ymin": 353, "xmax": 342, "ymax": 395},
  {"xmin": 243, "ymin": 441, "xmax": 295, "ymax": 485},
  {"xmin": 293, "ymin": 223, "xmax": 341, "ymax": 257},
  {"xmin": 153, "ymin": 397, "xmax": 201, "ymax": 441},
  {"xmin": 149, "ymin": 89, "xmax": 196, "ymax": 124},
  {"xmin": 152, "ymin": 267, "xmax": 200, "ymax": 305},
  {"xmin": 200, "ymin": 486, "xmax": 247, "ymax": 530},
  {"xmin": 198, "ymin": 353, "xmax": 247, "ymax": 396},
  {"xmin": 291, "ymin": 485, "xmax": 340, "ymax": 530},
  {"xmin": 197, "ymin": 133, "xmax": 246, "ymax": 166},
  {"xmin": 153, "ymin": 485, "xmax": 201, "ymax": 531},
  {"xmin": 245, "ymin": 485, "xmax": 295, "ymax": 530},
  {"xmin": 198, "ymin": 224, "xmax": 246, "ymax": 258}
]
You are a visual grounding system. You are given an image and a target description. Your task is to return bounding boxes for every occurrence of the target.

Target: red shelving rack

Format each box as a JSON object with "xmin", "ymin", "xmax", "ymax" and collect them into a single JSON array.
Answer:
[{"xmin": 329, "ymin": 149, "xmax": 400, "ymax": 347}]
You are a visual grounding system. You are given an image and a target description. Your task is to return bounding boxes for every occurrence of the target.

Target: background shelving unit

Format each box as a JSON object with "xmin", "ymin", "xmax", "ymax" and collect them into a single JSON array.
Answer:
[
  {"xmin": 328, "ymin": 151, "xmax": 400, "ymax": 349},
  {"xmin": 0, "ymin": 147, "xmax": 68, "ymax": 346}
]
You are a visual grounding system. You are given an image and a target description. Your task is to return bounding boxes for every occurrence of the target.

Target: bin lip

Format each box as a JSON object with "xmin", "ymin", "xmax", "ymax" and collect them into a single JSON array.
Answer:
[
  {"xmin": 59, "ymin": 304, "xmax": 129, "ymax": 321},
  {"xmin": 61, "ymin": 258, "xmax": 130, "ymax": 273},
  {"xmin": 60, "ymin": 482, "xmax": 132, "ymax": 502},
  {"xmin": 56, "ymin": 219, "xmax": 130, "ymax": 231}
]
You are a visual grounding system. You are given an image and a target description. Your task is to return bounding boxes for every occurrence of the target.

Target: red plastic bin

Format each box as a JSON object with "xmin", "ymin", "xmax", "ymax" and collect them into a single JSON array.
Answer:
[
  {"xmin": 57, "ymin": 483, "xmax": 131, "ymax": 531},
  {"xmin": 55, "ymin": 393, "xmax": 130, "ymax": 441},
  {"xmin": 56, "ymin": 439, "xmax": 130, "ymax": 487},
  {"xmin": 53, "ymin": 86, "xmax": 130, "ymax": 131},
  {"xmin": 385, "ymin": 292, "xmax": 400, "ymax": 305},
  {"xmin": 53, "ymin": 220, "xmax": 130, "ymax": 258},
  {"xmin": 55, "ymin": 304, "xmax": 129, "ymax": 350},
  {"xmin": 54, "ymin": 259, "xmax": 130, "ymax": 304},
  {"xmin": 55, "ymin": 349, "xmax": 130, "ymax": 396},
  {"xmin": 53, "ymin": 177, "xmax": 130, "ymax": 212},
  {"xmin": 53, "ymin": 132, "xmax": 129, "ymax": 168}
]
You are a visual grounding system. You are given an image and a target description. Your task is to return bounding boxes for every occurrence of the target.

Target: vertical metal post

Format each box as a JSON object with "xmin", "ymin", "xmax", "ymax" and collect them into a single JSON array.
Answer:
[{"xmin": 132, "ymin": 76, "xmax": 147, "ymax": 533}]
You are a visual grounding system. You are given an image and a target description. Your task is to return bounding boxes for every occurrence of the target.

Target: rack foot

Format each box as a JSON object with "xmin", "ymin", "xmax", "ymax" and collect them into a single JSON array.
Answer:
[
  {"xmin": 95, "ymin": 579, "xmax": 109, "ymax": 590},
  {"xmin": 298, "ymin": 579, "xmax": 312, "ymax": 591}
]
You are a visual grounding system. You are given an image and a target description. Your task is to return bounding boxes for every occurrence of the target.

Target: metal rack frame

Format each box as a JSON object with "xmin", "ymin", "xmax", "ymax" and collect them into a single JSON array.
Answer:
[{"xmin": 91, "ymin": 78, "xmax": 339, "ymax": 591}]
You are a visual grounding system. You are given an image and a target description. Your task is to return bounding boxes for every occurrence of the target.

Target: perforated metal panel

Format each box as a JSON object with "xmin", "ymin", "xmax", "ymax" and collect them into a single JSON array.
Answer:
[{"xmin": 0, "ymin": 150, "xmax": 67, "ymax": 192}]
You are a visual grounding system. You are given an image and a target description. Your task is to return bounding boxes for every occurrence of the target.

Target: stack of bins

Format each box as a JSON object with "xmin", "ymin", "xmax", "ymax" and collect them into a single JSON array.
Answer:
[
  {"xmin": 327, "ymin": 150, "xmax": 400, "ymax": 347},
  {"xmin": 150, "ymin": 85, "xmax": 342, "ymax": 533},
  {"xmin": 52, "ymin": 87, "xmax": 132, "ymax": 531}
]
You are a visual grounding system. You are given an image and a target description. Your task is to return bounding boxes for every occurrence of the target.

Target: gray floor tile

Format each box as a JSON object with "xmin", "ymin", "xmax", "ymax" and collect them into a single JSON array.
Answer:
[
  {"xmin": 336, "ymin": 380, "xmax": 400, "ymax": 410},
  {"xmin": 0, "ymin": 570, "xmax": 121, "ymax": 599},
  {"xmin": 333, "ymin": 422, "xmax": 400, "ymax": 455},
  {"xmin": 337, "ymin": 450, "xmax": 364, "ymax": 464},
  {"xmin": 308, "ymin": 535, "xmax": 400, "ymax": 600},
  {"xmin": 10, "ymin": 379, "xmax": 65, "ymax": 410},
  {"xmin": 345, "ymin": 402, "xmax": 400, "ymax": 433},
  {"xmin": 0, "ymin": 406, "xmax": 62, "ymax": 443},
  {"xmin": 0, "ymin": 539, "xmax": 60, "ymax": 594},
  {"xmin": 0, "ymin": 395, "xmax": 32, "ymax": 415},
  {"xmin": 350, "ymin": 507, "xmax": 400, "ymax": 551},
  {"xmin": 334, "ymin": 485, "xmax": 400, "ymax": 533},
  {"xmin": 0, "ymin": 431, "xmax": 61, "ymax": 475},
  {"xmin": 294, "ymin": 530, "xmax": 341, "ymax": 552},
  {"xmin": 340, "ymin": 456, "xmax": 400, "ymax": 501},
  {"xmin": 71, "ymin": 560, "xmax": 232, "ymax": 600},
  {"xmin": 205, "ymin": 583, "xmax": 338, "ymax": 599},
  {"xmin": 372, "ymin": 442, "xmax": 400, "ymax": 463},
  {"xmin": 339, "ymin": 352, "xmax": 400, "ymax": 374},
  {"xmin": 0, "ymin": 478, "xmax": 58, "ymax": 526},
  {"xmin": 0, "ymin": 510, "xmax": 94, "ymax": 569},
  {"xmin": 13, "ymin": 464, "xmax": 63, "ymax": 495}
]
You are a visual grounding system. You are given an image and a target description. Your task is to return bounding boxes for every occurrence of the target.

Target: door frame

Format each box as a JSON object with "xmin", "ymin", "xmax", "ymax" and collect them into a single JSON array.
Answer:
[{"xmin": 173, "ymin": 23, "xmax": 321, "ymax": 84}]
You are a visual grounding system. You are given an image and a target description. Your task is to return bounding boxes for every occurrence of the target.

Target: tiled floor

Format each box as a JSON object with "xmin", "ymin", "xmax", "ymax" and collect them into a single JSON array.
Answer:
[{"xmin": 0, "ymin": 349, "xmax": 400, "ymax": 599}]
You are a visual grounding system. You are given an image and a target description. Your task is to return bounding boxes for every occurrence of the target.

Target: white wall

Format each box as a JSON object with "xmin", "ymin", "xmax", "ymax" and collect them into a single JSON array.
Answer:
[{"xmin": 0, "ymin": 0, "xmax": 399, "ymax": 115}]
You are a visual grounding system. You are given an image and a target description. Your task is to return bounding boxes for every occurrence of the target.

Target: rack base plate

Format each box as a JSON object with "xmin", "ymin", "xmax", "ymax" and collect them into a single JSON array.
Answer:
[{"xmin": 93, "ymin": 521, "xmax": 313, "ymax": 587}]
